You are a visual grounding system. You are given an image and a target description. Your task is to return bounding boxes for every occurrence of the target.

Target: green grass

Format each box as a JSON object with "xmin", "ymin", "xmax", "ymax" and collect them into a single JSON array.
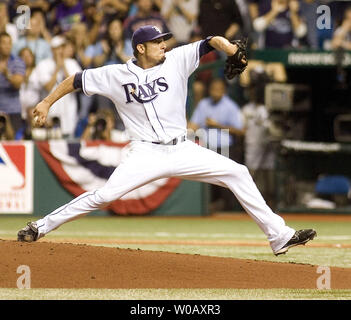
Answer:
[
  {"xmin": 1, "ymin": 288, "xmax": 351, "ymax": 300},
  {"xmin": 2, "ymin": 216, "xmax": 351, "ymax": 242},
  {"xmin": 1, "ymin": 215, "xmax": 351, "ymax": 300}
]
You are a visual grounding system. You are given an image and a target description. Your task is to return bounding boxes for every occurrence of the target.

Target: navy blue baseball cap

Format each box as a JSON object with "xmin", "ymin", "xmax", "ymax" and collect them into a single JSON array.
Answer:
[{"xmin": 132, "ymin": 25, "xmax": 172, "ymax": 50}]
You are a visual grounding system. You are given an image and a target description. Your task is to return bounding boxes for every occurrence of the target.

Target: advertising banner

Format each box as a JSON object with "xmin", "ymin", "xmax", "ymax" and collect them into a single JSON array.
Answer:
[{"xmin": 0, "ymin": 141, "xmax": 33, "ymax": 214}]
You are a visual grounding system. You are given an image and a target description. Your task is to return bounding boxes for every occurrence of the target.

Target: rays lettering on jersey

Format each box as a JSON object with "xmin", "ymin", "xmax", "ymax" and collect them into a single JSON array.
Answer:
[{"xmin": 122, "ymin": 77, "xmax": 169, "ymax": 103}]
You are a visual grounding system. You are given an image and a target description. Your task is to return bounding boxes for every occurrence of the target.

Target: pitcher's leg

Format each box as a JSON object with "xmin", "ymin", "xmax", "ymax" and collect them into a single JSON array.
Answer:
[
  {"xmin": 173, "ymin": 141, "xmax": 295, "ymax": 252},
  {"xmin": 35, "ymin": 142, "xmax": 170, "ymax": 238},
  {"xmin": 35, "ymin": 189, "xmax": 106, "ymax": 237},
  {"xmin": 215, "ymin": 161, "xmax": 295, "ymax": 252}
]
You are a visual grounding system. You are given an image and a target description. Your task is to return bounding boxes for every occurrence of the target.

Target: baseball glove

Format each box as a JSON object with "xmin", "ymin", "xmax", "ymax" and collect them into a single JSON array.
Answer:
[{"xmin": 224, "ymin": 39, "xmax": 248, "ymax": 80}]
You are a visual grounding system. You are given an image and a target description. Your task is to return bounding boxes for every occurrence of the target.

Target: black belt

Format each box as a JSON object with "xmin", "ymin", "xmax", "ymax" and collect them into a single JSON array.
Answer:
[{"xmin": 142, "ymin": 135, "xmax": 186, "ymax": 145}]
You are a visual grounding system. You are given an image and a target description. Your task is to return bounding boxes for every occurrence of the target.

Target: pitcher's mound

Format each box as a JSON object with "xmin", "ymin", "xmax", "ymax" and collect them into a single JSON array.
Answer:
[{"xmin": 1, "ymin": 240, "xmax": 350, "ymax": 289}]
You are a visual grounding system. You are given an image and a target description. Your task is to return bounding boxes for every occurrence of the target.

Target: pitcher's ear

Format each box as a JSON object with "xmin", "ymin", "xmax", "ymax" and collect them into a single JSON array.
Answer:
[{"xmin": 136, "ymin": 43, "xmax": 145, "ymax": 55}]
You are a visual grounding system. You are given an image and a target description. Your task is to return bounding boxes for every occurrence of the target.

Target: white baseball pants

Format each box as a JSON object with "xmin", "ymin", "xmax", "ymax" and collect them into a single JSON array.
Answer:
[{"xmin": 35, "ymin": 140, "xmax": 295, "ymax": 253}]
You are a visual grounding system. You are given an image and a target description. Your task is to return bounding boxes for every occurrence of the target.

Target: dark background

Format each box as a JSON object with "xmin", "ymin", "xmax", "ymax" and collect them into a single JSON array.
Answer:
[{"xmin": 286, "ymin": 67, "xmax": 351, "ymax": 142}]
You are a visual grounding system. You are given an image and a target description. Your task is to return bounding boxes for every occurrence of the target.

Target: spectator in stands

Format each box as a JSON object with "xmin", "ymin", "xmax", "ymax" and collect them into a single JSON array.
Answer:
[
  {"xmin": 15, "ymin": 106, "xmax": 35, "ymax": 140},
  {"xmin": 241, "ymin": 67, "xmax": 276, "ymax": 208},
  {"xmin": 12, "ymin": 15, "xmax": 52, "ymax": 64},
  {"xmin": 0, "ymin": 112, "xmax": 15, "ymax": 140},
  {"xmin": 88, "ymin": 18, "xmax": 130, "ymax": 67},
  {"xmin": 188, "ymin": 28, "xmax": 219, "ymax": 113},
  {"xmin": 123, "ymin": 0, "xmax": 176, "ymax": 56},
  {"xmin": 53, "ymin": 0, "xmax": 84, "ymax": 34},
  {"xmin": 126, "ymin": 0, "xmax": 161, "ymax": 17},
  {"xmin": 63, "ymin": 37, "xmax": 75, "ymax": 59},
  {"xmin": 234, "ymin": 0, "xmax": 252, "ymax": 37},
  {"xmin": 98, "ymin": 0, "xmax": 131, "ymax": 23},
  {"xmin": 161, "ymin": 0, "xmax": 199, "ymax": 46},
  {"xmin": 299, "ymin": 0, "xmax": 320, "ymax": 49},
  {"xmin": 191, "ymin": 80, "xmax": 206, "ymax": 111},
  {"xmin": 18, "ymin": 47, "xmax": 41, "ymax": 125},
  {"xmin": 61, "ymin": 36, "xmax": 94, "ymax": 124},
  {"xmin": 65, "ymin": 22, "xmax": 93, "ymax": 68},
  {"xmin": 82, "ymin": 0, "xmax": 104, "ymax": 44},
  {"xmin": 35, "ymin": 35, "xmax": 82, "ymax": 138},
  {"xmin": 250, "ymin": 0, "xmax": 307, "ymax": 48},
  {"xmin": 188, "ymin": 78, "xmax": 244, "ymax": 212},
  {"xmin": 198, "ymin": 0, "xmax": 243, "ymax": 40},
  {"xmin": 239, "ymin": 60, "xmax": 287, "ymax": 88},
  {"xmin": 81, "ymin": 108, "xmax": 118, "ymax": 141},
  {"xmin": 62, "ymin": 33, "xmax": 93, "ymax": 123},
  {"xmin": 46, "ymin": 116, "xmax": 63, "ymax": 139},
  {"xmin": 0, "ymin": 2, "xmax": 18, "ymax": 43},
  {"xmin": 332, "ymin": 6, "xmax": 351, "ymax": 51},
  {"xmin": 0, "ymin": 32, "xmax": 25, "ymax": 134},
  {"xmin": 32, "ymin": 9, "xmax": 52, "ymax": 42},
  {"xmin": 189, "ymin": 78, "xmax": 244, "ymax": 161}
]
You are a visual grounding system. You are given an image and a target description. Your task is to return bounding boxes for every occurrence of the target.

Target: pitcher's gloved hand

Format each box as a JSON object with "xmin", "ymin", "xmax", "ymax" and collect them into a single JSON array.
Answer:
[{"xmin": 224, "ymin": 39, "xmax": 248, "ymax": 80}]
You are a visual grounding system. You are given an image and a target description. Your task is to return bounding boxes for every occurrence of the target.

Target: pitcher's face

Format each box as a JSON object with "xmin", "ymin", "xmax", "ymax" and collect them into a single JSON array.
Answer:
[{"xmin": 143, "ymin": 38, "xmax": 167, "ymax": 66}]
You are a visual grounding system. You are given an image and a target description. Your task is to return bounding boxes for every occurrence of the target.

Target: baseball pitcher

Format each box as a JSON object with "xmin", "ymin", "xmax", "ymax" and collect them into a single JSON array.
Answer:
[{"xmin": 18, "ymin": 25, "xmax": 316, "ymax": 255}]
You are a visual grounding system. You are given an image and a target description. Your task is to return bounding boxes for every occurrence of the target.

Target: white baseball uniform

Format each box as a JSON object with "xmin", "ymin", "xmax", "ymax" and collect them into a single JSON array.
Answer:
[{"xmin": 35, "ymin": 39, "xmax": 295, "ymax": 253}]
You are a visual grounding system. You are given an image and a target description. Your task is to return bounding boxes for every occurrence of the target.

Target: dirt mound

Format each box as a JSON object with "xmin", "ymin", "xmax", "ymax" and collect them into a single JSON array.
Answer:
[{"xmin": 1, "ymin": 240, "xmax": 350, "ymax": 289}]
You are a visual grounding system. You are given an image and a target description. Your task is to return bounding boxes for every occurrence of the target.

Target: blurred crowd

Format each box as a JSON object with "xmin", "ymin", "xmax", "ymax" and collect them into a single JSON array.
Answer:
[{"xmin": 0, "ymin": 0, "xmax": 350, "ymax": 209}]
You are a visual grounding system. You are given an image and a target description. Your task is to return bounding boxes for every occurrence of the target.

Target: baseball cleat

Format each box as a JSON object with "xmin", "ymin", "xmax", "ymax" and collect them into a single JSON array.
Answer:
[
  {"xmin": 17, "ymin": 222, "xmax": 39, "ymax": 242},
  {"xmin": 274, "ymin": 229, "xmax": 317, "ymax": 256}
]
